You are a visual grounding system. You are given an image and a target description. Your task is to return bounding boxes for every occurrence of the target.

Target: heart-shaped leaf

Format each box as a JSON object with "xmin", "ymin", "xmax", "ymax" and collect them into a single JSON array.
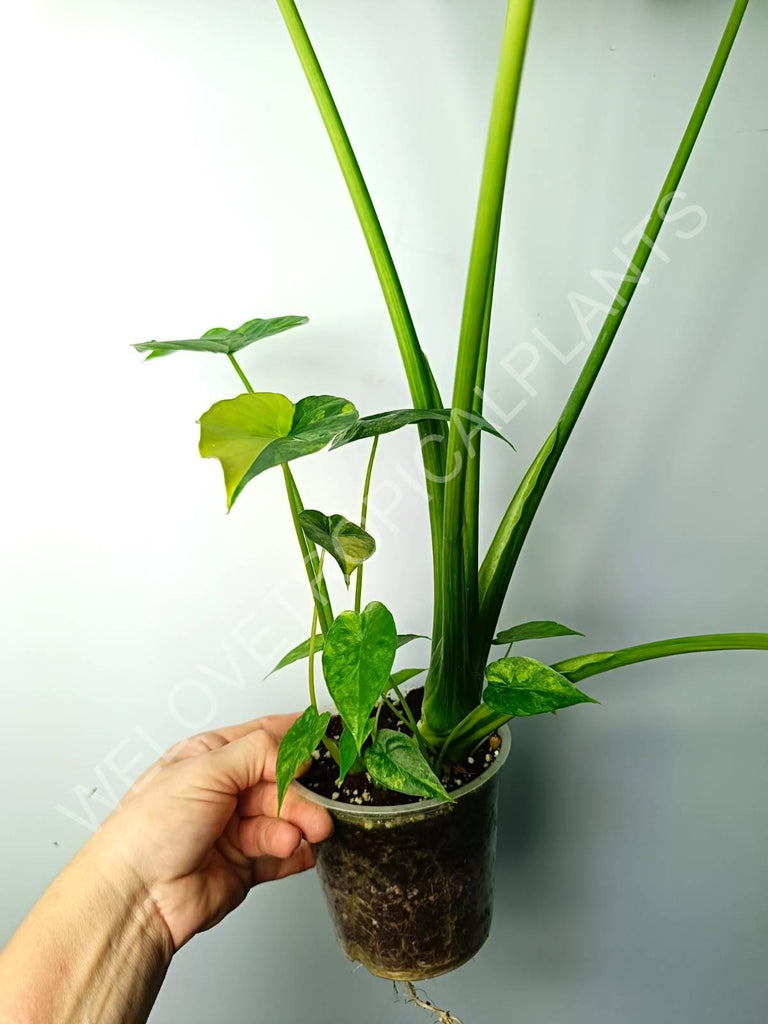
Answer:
[
  {"xmin": 199, "ymin": 392, "xmax": 358, "ymax": 508},
  {"xmin": 330, "ymin": 407, "xmax": 512, "ymax": 450},
  {"xmin": 338, "ymin": 718, "xmax": 375, "ymax": 785},
  {"xmin": 484, "ymin": 656, "xmax": 598, "ymax": 717},
  {"xmin": 493, "ymin": 620, "xmax": 584, "ymax": 645},
  {"xmin": 298, "ymin": 510, "xmax": 376, "ymax": 585},
  {"xmin": 269, "ymin": 632, "xmax": 427, "ymax": 676},
  {"xmin": 133, "ymin": 315, "xmax": 309, "ymax": 360},
  {"xmin": 322, "ymin": 602, "xmax": 397, "ymax": 752},
  {"xmin": 276, "ymin": 705, "xmax": 331, "ymax": 813},
  {"xmin": 364, "ymin": 729, "xmax": 451, "ymax": 801}
]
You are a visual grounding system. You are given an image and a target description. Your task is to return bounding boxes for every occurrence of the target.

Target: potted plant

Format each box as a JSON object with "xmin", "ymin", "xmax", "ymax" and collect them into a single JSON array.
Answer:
[{"xmin": 134, "ymin": 0, "xmax": 762, "ymax": 991}]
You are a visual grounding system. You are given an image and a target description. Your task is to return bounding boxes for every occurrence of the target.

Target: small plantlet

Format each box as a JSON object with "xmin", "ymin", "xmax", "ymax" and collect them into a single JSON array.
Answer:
[{"xmin": 135, "ymin": 0, "xmax": 761, "ymax": 985}]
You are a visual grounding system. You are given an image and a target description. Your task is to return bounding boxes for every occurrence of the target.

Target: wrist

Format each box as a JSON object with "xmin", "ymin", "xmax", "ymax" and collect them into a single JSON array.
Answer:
[
  {"xmin": 79, "ymin": 827, "xmax": 175, "ymax": 965},
  {"xmin": 0, "ymin": 832, "xmax": 173, "ymax": 1024}
]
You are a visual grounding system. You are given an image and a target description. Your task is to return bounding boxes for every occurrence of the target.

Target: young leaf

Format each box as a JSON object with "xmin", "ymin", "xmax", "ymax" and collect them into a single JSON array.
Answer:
[
  {"xmin": 298, "ymin": 510, "xmax": 376, "ymax": 585},
  {"xmin": 365, "ymin": 729, "xmax": 451, "ymax": 801},
  {"xmin": 330, "ymin": 408, "xmax": 512, "ymax": 450},
  {"xmin": 199, "ymin": 392, "xmax": 358, "ymax": 508},
  {"xmin": 276, "ymin": 706, "xmax": 331, "ymax": 814},
  {"xmin": 133, "ymin": 315, "xmax": 309, "ymax": 360},
  {"xmin": 493, "ymin": 620, "xmax": 584, "ymax": 645},
  {"xmin": 484, "ymin": 656, "xmax": 598, "ymax": 717},
  {"xmin": 390, "ymin": 667, "xmax": 426, "ymax": 688},
  {"xmin": 322, "ymin": 602, "xmax": 397, "ymax": 751},
  {"xmin": 270, "ymin": 632, "xmax": 426, "ymax": 676},
  {"xmin": 338, "ymin": 718, "xmax": 375, "ymax": 785}
]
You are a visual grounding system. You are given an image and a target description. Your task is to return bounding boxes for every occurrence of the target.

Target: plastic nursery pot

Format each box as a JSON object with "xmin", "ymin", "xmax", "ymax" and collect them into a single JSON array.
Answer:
[{"xmin": 295, "ymin": 726, "xmax": 510, "ymax": 981}]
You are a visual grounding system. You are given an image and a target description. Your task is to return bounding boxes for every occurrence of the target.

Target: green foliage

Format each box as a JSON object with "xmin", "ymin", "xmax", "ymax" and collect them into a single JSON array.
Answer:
[
  {"xmin": 298, "ymin": 510, "xmax": 376, "ymax": 585},
  {"xmin": 270, "ymin": 633, "xmax": 426, "ymax": 676},
  {"xmin": 322, "ymin": 602, "xmax": 397, "ymax": 752},
  {"xmin": 551, "ymin": 633, "xmax": 768, "ymax": 684},
  {"xmin": 133, "ymin": 315, "xmax": 309, "ymax": 360},
  {"xmin": 276, "ymin": 705, "xmax": 331, "ymax": 814},
  {"xmin": 338, "ymin": 719, "xmax": 374, "ymax": 785},
  {"xmin": 273, "ymin": 0, "xmax": 448, "ymax": 629},
  {"xmin": 390, "ymin": 668, "xmax": 426, "ymax": 687},
  {"xmin": 484, "ymin": 657, "xmax": 598, "ymax": 717},
  {"xmin": 330, "ymin": 408, "xmax": 512, "ymax": 450},
  {"xmin": 476, "ymin": 0, "xmax": 752, "ymax": 658},
  {"xmin": 493, "ymin": 620, "xmax": 584, "ymax": 645},
  {"xmin": 198, "ymin": 393, "xmax": 357, "ymax": 508},
  {"xmin": 136, "ymin": 1, "xmax": 760, "ymax": 800},
  {"xmin": 365, "ymin": 729, "xmax": 451, "ymax": 801}
]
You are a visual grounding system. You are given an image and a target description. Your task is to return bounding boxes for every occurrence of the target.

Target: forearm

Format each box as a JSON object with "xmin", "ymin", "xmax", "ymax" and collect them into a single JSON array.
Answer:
[{"xmin": 0, "ymin": 836, "xmax": 172, "ymax": 1024}]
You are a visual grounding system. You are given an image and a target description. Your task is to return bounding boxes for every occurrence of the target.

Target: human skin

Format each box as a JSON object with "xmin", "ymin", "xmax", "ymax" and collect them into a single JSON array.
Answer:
[{"xmin": 0, "ymin": 715, "xmax": 333, "ymax": 1024}]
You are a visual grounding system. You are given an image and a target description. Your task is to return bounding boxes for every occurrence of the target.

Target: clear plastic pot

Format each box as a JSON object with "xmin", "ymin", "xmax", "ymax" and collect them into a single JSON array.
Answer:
[{"xmin": 295, "ymin": 726, "xmax": 510, "ymax": 980}]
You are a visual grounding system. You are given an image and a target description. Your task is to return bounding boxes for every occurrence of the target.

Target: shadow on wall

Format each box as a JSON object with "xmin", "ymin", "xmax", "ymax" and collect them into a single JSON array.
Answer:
[{"xmin": 495, "ymin": 722, "xmax": 568, "ymax": 909}]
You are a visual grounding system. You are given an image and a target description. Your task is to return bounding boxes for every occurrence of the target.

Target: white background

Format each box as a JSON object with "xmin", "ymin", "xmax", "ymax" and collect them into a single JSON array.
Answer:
[{"xmin": 2, "ymin": 1, "xmax": 767, "ymax": 1021}]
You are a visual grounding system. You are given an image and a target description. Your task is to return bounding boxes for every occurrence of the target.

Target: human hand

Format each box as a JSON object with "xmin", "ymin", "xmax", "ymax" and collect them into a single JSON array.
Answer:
[{"xmin": 88, "ymin": 715, "xmax": 333, "ymax": 951}]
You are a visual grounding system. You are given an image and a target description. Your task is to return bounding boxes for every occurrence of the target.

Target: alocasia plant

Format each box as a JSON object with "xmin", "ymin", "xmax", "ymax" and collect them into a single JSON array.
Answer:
[{"xmin": 135, "ymin": 0, "xmax": 765, "ymax": 810}]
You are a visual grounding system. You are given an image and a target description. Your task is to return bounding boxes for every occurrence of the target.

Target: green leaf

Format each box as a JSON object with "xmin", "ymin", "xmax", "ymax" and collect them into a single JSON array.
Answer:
[
  {"xmin": 198, "ymin": 392, "xmax": 358, "ymax": 508},
  {"xmin": 322, "ymin": 602, "xmax": 397, "ymax": 752},
  {"xmin": 394, "ymin": 634, "xmax": 429, "ymax": 649},
  {"xmin": 133, "ymin": 315, "xmax": 309, "ymax": 360},
  {"xmin": 338, "ymin": 719, "xmax": 374, "ymax": 785},
  {"xmin": 198, "ymin": 392, "xmax": 294, "ymax": 507},
  {"xmin": 390, "ymin": 668, "xmax": 426, "ymax": 688},
  {"xmin": 493, "ymin": 620, "xmax": 584, "ymax": 645},
  {"xmin": 330, "ymin": 407, "xmax": 512, "ymax": 450},
  {"xmin": 484, "ymin": 656, "xmax": 598, "ymax": 718},
  {"xmin": 430, "ymin": 0, "xmax": 534, "ymax": 741},
  {"xmin": 298, "ymin": 510, "xmax": 375, "ymax": 586},
  {"xmin": 551, "ymin": 632, "xmax": 768, "ymax": 684},
  {"xmin": 364, "ymin": 729, "xmax": 451, "ymax": 801},
  {"xmin": 276, "ymin": 705, "xmax": 331, "ymax": 814},
  {"xmin": 478, "ymin": 0, "xmax": 752, "ymax": 651},
  {"xmin": 270, "ymin": 632, "xmax": 426, "ymax": 676},
  {"xmin": 274, "ymin": 2, "xmax": 449, "ymax": 616}
]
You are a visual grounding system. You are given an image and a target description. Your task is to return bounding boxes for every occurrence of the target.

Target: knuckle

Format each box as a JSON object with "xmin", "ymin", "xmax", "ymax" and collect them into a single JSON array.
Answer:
[{"xmin": 164, "ymin": 732, "xmax": 226, "ymax": 763}]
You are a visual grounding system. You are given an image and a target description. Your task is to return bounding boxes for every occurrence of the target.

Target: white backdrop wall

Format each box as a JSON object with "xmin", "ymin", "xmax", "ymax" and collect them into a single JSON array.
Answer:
[{"xmin": 2, "ymin": 2, "xmax": 767, "ymax": 1022}]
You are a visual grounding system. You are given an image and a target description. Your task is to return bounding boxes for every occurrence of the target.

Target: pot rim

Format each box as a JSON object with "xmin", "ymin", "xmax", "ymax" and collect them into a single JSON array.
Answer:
[{"xmin": 293, "ymin": 723, "xmax": 510, "ymax": 818}]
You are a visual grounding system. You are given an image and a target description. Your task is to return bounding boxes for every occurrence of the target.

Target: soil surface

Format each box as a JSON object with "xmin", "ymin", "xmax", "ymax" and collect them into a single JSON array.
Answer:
[{"xmin": 299, "ymin": 687, "xmax": 501, "ymax": 807}]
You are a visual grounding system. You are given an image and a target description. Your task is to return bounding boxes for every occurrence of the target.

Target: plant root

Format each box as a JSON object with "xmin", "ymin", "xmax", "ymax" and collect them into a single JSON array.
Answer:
[{"xmin": 402, "ymin": 981, "xmax": 465, "ymax": 1024}]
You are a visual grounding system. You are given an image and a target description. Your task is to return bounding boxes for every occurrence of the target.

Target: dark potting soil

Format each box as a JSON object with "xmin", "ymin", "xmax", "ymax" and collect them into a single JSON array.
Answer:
[{"xmin": 299, "ymin": 686, "xmax": 501, "ymax": 807}]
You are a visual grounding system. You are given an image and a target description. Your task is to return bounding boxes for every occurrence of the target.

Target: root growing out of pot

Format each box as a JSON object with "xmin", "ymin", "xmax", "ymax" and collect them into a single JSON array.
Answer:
[{"xmin": 402, "ymin": 980, "xmax": 465, "ymax": 1023}]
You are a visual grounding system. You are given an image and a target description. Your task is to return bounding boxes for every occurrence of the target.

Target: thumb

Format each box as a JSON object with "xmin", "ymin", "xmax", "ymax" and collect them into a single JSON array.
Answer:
[{"xmin": 190, "ymin": 729, "xmax": 278, "ymax": 796}]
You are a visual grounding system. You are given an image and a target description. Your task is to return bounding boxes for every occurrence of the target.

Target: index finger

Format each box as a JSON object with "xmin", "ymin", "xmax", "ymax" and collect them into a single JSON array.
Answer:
[{"xmin": 209, "ymin": 713, "xmax": 301, "ymax": 745}]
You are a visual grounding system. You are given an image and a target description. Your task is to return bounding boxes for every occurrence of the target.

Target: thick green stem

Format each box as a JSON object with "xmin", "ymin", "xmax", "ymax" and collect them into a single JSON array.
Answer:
[
  {"xmin": 354, "ymin": 436, "xmax": 379, "ymax": 614},
  {"xmin": 424, "ymin": 0, "xmax": 535, "ymax": 738},
  {"xmin": 275, "ymin": 0, "xmax": 447, "ymax": 645},
  {"xmin": 442, "ymin": 705, "xmax": 509, "ymax": 762},
  {"xmin": 463, "ymin": 221, "xmax": 502, "ymax": 625},
  {"xmin": 477, "ymin": 0, "xmax": 751, "ymax": 657}
]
